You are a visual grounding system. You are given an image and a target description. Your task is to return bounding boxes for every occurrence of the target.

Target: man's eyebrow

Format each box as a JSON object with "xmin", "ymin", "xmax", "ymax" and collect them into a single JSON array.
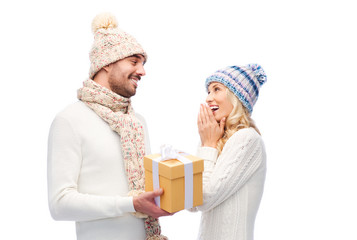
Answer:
[
  {"xmin": 130, "ymin": 54, "xmax": 144, "ymax": 60},
  {"xmin": 130, "ymin": 54, "xmax": 146, "ymax": 64}
]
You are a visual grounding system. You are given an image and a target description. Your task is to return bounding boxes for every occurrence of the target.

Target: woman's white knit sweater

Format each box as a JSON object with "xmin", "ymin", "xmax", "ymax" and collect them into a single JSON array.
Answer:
[{"xmin": 195, "ymin": 128, "xmax": 266, "ymax": 240}]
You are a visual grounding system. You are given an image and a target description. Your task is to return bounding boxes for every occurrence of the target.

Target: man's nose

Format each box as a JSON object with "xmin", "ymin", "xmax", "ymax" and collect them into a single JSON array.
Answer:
[{"xmin": 137, "ymin": 64, "xmax": 146, "ymax": 76}]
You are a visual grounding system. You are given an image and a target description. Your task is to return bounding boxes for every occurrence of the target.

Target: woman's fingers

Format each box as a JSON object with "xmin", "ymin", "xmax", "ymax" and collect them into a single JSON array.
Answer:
[
  {"xmin": 219, "ymin": 117, "xmax": 226, "ymax": 133},
  {"xmin": 200, "ymin": 104, "xmax": 208, "ymax": 124},
  {"xmin": 205, "ymin": 105, "xmax": 217, "ymax": 123},
  {"xmin": 201, "ymin": 104, "xmax": 208, "ymax": 123},
  {"xmin": 198, "ymin": 104, "xmax": 207, "ymax": 131},
  {"xmin": 202, "ymin": 104, "xmax": 218, "ymax": 127},
  {"xmin": 198, "ymin": 103, "xmax": 225, "ymax": 148},
  {"xmin": 202, "ymin": 104, "xmax": 213, "ymax": 123},
  {"xmin": 197, "ymin": 106, "xmax": 202, "ymax": 125},
  {"xmin": 199, "ymin": 103, "xmax": 220, "ymax": 129}
]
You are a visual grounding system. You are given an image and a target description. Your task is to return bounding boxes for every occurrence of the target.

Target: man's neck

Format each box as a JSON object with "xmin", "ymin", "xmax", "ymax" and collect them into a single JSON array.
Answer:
[{"xmin": 92, "ymin": 71, "xmax": 111, "ymax": 90}]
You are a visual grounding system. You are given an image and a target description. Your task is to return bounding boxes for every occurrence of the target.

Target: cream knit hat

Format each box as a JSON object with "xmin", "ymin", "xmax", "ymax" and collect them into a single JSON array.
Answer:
[{"xmin": 89, "ymin": 12, "xmax": 147, "ymax": 79}]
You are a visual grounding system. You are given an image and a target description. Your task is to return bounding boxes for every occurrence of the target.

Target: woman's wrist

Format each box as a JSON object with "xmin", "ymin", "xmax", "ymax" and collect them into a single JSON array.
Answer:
[{"xmin": 202, "ymin": 142, "xmax": 217, "ymax": 148}]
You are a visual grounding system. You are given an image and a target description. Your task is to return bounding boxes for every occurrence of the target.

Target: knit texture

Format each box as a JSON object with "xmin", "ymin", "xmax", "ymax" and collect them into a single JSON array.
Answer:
[
  {"xmin": 195, "ymin": 128, "xmax": 266, "ymax": 240},
  {"xmin": 77, "ymin": 79, "xmax": 166, "ymax": 240},
  {"xmin": 205, "ymin": 64, "xmax": 267, "ymax": 112},
  {"xmin": 48, "ymin": 101, "xmax": 147, "ymax": 239},
  {"xmin": 89, "ymin": 13, "xmax": 147, "ymax": 79}
]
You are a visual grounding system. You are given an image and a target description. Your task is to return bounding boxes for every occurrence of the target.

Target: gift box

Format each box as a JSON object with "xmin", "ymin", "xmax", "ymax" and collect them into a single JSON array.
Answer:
[{"xmin": 144, "ymin": 152, "xmax": 204, "ymax": 213}]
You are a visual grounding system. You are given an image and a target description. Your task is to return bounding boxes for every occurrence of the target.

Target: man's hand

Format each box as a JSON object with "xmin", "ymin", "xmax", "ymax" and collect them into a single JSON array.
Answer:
[{"xmin": 133, "ymin": 189, "xmax": 172, "ymax": 218}]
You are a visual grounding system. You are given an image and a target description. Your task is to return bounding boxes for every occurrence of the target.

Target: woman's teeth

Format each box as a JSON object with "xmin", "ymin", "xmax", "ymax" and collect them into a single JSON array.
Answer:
[{"xmin": 210, "ymin": 106, "xmax": 219, "ymax": 112}]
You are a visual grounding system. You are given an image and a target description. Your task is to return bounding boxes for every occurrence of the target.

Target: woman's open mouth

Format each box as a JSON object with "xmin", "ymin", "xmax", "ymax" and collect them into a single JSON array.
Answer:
[{"xmin": 210, "ymin": 105, "xmax": 219, "ymax": 112}]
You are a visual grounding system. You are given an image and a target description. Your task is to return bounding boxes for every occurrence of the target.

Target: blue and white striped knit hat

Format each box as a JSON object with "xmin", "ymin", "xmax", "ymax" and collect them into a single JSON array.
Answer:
[{"xmin": 205, "ymin": 64, "xmax": 267, "ymax": 113}]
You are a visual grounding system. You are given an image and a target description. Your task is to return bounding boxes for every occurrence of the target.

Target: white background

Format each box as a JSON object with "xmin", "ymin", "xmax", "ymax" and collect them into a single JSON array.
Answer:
[{"xmin": 1, "ymin": 0, "xmax": 356, "ymax": 239}]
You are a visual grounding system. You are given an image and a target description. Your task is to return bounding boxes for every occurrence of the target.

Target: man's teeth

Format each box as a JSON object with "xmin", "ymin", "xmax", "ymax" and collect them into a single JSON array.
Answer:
[{"xmin": 131, "ymin": 79, "xmax": 138, "ymax": 86}]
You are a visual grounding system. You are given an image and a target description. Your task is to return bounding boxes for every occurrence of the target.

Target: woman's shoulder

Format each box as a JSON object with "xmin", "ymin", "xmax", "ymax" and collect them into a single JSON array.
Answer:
[
  {"xmin": 227, "ymin": 127, "xmax": 262, "ymax": 145},
  {"xmin": 233, "ymin": 127, "xmax": 261, "ymax": 138}
]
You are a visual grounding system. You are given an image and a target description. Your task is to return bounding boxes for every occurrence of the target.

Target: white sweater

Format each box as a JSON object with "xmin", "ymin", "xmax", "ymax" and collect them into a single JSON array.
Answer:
[
  {"xmin": 47, "ymin": 101, "xmax": 151, "ymax": 240},
  {"xmin": 195, "ymin": 128, "xmax": 266, "ymax": 240}
]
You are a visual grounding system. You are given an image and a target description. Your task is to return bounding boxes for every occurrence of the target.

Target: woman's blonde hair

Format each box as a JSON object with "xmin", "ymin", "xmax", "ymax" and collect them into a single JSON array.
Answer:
[{"xmin": 216, "ymin": 88, "xmax": 260, "ymax": 154}]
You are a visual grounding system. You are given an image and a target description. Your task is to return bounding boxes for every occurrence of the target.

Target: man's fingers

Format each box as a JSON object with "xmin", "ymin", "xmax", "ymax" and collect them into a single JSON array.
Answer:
[
  {"xmin": 152, "ymin": 188, "xmax": 164, "ymax": 197},
  {"xmin": 158, "ymin": 209, "xmax": 171, "ymax": 217}
]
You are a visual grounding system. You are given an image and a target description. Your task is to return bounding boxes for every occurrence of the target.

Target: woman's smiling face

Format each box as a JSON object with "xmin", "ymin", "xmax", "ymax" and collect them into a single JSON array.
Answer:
[{"xmin": 206, "ymin": 82, "xmax": 234, "ymax": 122}]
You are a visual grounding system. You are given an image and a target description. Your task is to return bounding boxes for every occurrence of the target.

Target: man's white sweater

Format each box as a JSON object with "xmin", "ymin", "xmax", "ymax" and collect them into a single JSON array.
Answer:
[
  {"xmin": 195, "ymin": 128, "xmax": 266, "ymax": 240},
  {"xmin": 47, "ymin": 101, "xmax": 150, "ymax": 240}
]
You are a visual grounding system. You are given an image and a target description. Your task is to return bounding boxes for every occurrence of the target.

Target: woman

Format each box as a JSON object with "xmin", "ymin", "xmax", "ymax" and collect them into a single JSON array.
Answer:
[{"xmin": 195, "ymin": 64, "xmax": 267, "ymax": 240}]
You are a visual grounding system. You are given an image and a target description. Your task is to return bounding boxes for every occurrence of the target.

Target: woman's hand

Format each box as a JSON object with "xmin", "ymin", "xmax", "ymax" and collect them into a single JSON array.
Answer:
[{"xmin": 197, "ymin": 104, "xmax": 225, "ymax": 148}]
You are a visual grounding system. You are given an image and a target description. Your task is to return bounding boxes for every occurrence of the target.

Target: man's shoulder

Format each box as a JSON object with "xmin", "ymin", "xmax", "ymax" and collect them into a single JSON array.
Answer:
[
  {"xmin": 50, "ymin": 101, "xmax": 106, "ymax": 135},
  {"xmin": 134, "ymin": 112, "xmax": 149, "ymax": 129},
  {"xmin": 53, "ymin": 101, "xmax": 96, "ymax": 124},
  {"xmin": 134, "ymin": 112, "xmax": 145, "ymax": 122},
  {"xmin": 56, "ymin": 101, "xmax": 90, "ymax": 117}
]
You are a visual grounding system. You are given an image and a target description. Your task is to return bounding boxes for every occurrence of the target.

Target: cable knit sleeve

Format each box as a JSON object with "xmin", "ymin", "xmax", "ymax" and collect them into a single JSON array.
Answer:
[
  {"xmin": 196, "ymin": 128, "xmax": 265, "ymax": 212},
  {"xmin": 47, "ymin": 116, "xmax": 134, "ymax": 222}
]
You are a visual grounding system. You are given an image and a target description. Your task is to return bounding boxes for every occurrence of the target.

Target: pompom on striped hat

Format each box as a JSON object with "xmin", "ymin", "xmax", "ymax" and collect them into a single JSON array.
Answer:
[
  {"xmin": 205, "ymin": 64, "xmax": 267, "ymax": 113},
  {"xmin": 89, "ymin": 12, "xmax": 147, "ymax": 79}
]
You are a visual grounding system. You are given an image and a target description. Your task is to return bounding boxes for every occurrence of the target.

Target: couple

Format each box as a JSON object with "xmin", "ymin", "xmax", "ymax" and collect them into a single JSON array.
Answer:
[{"xmin": 47, "ymin": 13, "xmax": 267, "ymax": 240}]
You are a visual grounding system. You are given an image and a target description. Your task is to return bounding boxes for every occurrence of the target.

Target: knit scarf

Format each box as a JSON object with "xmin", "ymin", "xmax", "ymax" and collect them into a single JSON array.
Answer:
[{"xmin": 77, "ymin": 79, "xmax": 167, "ymax": 240}]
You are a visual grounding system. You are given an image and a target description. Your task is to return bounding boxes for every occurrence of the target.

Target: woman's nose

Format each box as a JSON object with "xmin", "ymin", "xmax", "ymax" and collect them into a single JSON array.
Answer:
[{"xmin": 206, "ymin": 93, "xmax": 213, "ymax": 103}]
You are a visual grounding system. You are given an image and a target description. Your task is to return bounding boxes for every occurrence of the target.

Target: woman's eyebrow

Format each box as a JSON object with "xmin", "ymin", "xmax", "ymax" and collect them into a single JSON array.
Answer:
[{"xmin": 209, "ymin": 83, "xmax": 219, "ymax": 90}]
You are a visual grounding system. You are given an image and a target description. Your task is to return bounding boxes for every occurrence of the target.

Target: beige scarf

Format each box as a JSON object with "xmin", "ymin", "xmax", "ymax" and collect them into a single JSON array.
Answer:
[{"xmin": 78, "ymin": 79, "xmax": 167, "ymax": 240}]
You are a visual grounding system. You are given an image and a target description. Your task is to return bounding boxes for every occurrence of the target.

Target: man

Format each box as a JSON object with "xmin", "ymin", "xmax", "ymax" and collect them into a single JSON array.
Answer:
[{"xmin": 47, "ymin": 13, "xmax": 169, "ymax": 240}]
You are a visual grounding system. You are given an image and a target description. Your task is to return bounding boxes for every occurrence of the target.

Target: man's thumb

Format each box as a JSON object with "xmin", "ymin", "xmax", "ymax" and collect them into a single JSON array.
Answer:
[{"xmin": 153, "ymin": 188, "xmax": 164, "ymax": 197}]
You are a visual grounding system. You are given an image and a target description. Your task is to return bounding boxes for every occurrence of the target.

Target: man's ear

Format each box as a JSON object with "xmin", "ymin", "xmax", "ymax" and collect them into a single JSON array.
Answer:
[{"xmin": 103, "ymin": 64, "xmax": 112, "ymax": 72}]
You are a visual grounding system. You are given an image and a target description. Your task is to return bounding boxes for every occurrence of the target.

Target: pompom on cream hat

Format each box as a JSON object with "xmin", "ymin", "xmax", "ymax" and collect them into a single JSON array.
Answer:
[{"xmin": 89, "ymin": 12, "xmax": 147, "ymax": 79}]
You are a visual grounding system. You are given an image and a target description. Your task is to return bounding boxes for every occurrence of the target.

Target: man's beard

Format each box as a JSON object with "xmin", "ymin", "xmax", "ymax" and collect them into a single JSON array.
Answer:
[{"xmin": 108, "ymin": 74, "xmax": 138, "ymax": 98}]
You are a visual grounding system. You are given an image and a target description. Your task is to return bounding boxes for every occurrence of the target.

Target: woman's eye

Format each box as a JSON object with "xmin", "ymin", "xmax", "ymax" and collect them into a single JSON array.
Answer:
[{"xmin": 214, "ymin": 87, "xmax": 220, "ymax": 91}]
